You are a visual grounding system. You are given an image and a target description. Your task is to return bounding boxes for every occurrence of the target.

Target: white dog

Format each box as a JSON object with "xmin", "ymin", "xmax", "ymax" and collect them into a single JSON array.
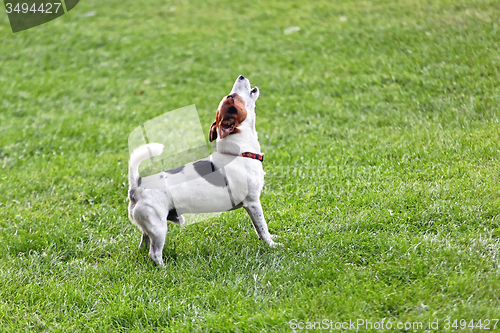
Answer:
[{"xmin": 128, "ymin": 75, "xmax": 281, "ymax": 266}]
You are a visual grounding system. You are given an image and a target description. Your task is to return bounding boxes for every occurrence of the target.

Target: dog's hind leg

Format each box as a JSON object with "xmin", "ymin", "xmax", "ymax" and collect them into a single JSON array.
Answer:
[
  {"xmin": 244, "ymin": 201, "xmax": 282, "ymax": 247},
  {"xmin": 133, "ymin": 203, "xmax": 168, "ymax": 266},
  {"xmin": 147, "ymin": 223, "xmax": 168, "ymax": 266},
  {"xmin": 139, "ymin": 232, "xmax": 150, "ymax": 250}
]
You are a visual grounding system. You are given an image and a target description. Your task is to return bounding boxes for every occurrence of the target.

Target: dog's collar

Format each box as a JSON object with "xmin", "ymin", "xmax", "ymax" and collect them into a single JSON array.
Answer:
[
  {"xmin": 241, "ymin": 152, "xmax": 264, "ymax": 162},
  {"xmin": 219, "ymin": 151, "xmax": 264, "ymax": 162}
]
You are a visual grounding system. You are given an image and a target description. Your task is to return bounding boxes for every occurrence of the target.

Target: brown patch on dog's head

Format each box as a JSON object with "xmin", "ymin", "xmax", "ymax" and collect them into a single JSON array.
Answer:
[{"xmin": 209, "ymin": 93, "xmax": 247, "ymax": 142}]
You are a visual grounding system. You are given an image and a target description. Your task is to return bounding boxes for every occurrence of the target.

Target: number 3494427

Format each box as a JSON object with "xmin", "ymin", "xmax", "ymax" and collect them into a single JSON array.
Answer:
[{"xmin": 5, "ymin": 3, "xmax": 62, "ymax": 14}]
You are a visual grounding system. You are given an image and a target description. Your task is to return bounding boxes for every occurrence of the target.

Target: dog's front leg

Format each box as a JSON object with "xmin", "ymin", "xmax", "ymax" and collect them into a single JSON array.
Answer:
[{"xmin": 244, "ymin": 201, "xmax": 282, "ymax": 247}]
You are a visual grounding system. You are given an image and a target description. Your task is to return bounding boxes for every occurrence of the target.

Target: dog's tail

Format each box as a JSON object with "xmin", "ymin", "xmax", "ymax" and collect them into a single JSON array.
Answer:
[{"xmin": 128, "ymin": 143, "xmax": 164, "ymax": 189}]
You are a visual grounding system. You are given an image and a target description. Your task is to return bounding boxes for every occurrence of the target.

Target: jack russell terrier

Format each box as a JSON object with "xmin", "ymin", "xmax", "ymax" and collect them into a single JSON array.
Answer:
[{"xmin": 128, "ymin": 75, "xmax": 281, "ymax": 266}]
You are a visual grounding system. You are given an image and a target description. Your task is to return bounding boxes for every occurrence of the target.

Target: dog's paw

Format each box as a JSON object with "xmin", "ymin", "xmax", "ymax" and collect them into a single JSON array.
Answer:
[
  {"xmin": 149, "ymin": 253, "xmax": 165, "ymax": 267},
  {"xmin": 270, "ymin": 234, "xmax": 279, "ymax": 240},
  {"xmin": 269, "ymin": 241, "xmax": 283, "ymax": 248}
]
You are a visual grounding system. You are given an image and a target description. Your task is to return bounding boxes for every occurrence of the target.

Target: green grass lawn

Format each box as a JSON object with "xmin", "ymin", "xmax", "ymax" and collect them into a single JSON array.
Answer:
[{"xmin": 1, "ymin": 0, "xmax": 500, "ymax": 331}]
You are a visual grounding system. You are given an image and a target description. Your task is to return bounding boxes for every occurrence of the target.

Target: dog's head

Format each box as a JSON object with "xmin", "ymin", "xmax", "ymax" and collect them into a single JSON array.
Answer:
[{"xmin": 209, "ymin": 75, "xmax": 259, "ymax": 142}]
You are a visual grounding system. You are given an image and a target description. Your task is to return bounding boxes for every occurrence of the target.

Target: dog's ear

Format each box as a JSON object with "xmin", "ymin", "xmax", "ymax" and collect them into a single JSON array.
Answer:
[
  {"xmin": 250, "ymin": 86, "xmax": 259, "ymax": 101},
  {"xmin": 209, "ymin": 121, "xmax": 218, "ymax": 142},
  {"xmin": 219, "ymin": 119, "xmax": 238, "ymax": 139}
]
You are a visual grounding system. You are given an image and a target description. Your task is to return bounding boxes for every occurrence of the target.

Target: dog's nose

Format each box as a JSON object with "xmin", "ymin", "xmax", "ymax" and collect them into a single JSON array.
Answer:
[
  {"xmin": 238, "ymin": 75, "xmax": 245, "ymax": 80},
  {"xmin": 227, "ymin": 94, "xmax": 234, "ymax": 101}
]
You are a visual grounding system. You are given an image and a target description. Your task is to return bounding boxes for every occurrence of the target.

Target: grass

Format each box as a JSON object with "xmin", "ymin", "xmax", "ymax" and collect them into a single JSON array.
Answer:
[{"xmin": 1, "ymin": 0, "xmax": 500, "ymax": 331}]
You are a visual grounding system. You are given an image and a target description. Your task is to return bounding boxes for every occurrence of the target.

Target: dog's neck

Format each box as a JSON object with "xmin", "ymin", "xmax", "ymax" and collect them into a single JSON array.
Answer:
[{"xmin": 216, "ymin": 126, "xmax": 261, "ymax": 155}]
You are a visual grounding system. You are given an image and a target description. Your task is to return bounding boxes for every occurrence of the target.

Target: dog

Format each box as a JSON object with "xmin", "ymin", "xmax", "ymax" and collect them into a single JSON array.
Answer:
[{"xmin": 128, "ymin": 75, "xmax": 281, "ymax": 266}]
